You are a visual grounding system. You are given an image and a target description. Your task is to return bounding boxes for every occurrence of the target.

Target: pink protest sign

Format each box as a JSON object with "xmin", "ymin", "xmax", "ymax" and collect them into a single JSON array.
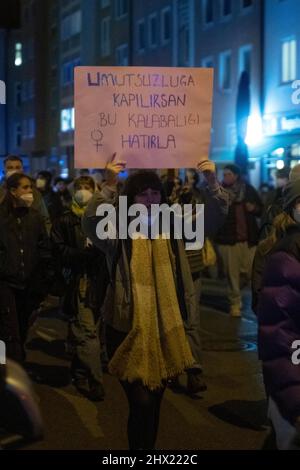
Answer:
[{"xmin": 75, "ymin": 66, "xmax": 213, "ymax": 169}]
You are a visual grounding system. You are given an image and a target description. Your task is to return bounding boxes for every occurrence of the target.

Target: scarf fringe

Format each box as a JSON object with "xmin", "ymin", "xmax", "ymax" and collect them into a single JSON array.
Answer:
[{"xmin": 108, "ymin": 324, "xmax": 195, "ymax": 390}]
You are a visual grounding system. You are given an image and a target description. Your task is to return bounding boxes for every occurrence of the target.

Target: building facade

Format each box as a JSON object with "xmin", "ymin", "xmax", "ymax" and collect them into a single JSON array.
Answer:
[
  {"xmin": 260, "ymin": 0, "xmax": 300, "ymax": 182},
  {"xmin": 3, "ymin": 0, "xmax": 300, "ymax": 184},
  {"xmin": 195, "ymin": 0, "xmax": 263, "ymax": 185}
]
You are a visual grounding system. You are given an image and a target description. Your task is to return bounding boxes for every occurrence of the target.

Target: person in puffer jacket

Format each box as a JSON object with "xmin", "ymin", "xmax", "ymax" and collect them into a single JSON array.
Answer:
[{"xmin": 257, "ymin": 178, "xmax": 300, "ymax": 449}]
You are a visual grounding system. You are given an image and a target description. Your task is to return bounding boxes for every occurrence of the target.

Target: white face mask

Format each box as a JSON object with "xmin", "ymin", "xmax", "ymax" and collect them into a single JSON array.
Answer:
[
  {"xmin": 36, "ymin": 178, "xmax": 46, "ymax": 190},
  {"xmin": 6, "ymin": 169, "xmax": 19, "ymax": 179},
  {"xmin": 19, "ymin": 193, "xmax": 34, "ymax": 207},
  {"xmin": 139, "ymin": 212, "xmax": 159, "ymax": 227},
  {"xmin": 74, "ymin": 189, "xmax": 93, "ymax": 207}
]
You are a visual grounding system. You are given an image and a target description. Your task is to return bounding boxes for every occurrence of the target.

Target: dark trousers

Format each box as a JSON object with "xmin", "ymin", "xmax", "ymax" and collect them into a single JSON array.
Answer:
[
  {"xmin": 106, "ymin": 325, "xmax": 165, "ymax": 450},
  {"xmin": 0, "ymin": 283, "xmax": 38, "ymax": 362}
]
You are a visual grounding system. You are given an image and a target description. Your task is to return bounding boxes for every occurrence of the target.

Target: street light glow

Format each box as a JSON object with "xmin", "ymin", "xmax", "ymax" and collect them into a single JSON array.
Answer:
[
  {"xmin": 276, "ymin": 159, "xmax": 285, "ymax": 170},
  {"xmin": 245, "ymin": 113, "xmax": 263, "ymax": 146}
]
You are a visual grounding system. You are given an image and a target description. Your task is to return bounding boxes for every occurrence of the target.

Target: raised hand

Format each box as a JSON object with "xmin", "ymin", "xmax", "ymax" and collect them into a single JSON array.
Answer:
[
  {"xmin": 105, "ymin": 153, "xmax": 126, "ymax": 186},
  {"xmin": 197, "ymin": 160, "xmax": 217, "ymax": 187}
]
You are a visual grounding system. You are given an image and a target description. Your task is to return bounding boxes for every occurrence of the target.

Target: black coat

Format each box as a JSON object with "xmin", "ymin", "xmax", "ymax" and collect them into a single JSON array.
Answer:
[
  {"xmin": 215, "ymin": 183, "xmax": 263, "ymax": 246},
  {"xmin": 41, "ymin": 189, "xmax": 63, "ymax": 223},
  {"xmin": 50, "ymin": 210, "xmax": 108, "ymax": 316},
  {"xmin": 50, "ymin": 210, "xmax": 98, "ymax": 275},
  {"xmin": 0, "ymin": 196, "xmax": 52, "ymax": 290}
]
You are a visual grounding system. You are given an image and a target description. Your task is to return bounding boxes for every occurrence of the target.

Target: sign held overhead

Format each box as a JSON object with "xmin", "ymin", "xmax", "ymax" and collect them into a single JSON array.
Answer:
[{"xmin": 75, "ymin": 66, "xmax": 213, "ymax": 169}]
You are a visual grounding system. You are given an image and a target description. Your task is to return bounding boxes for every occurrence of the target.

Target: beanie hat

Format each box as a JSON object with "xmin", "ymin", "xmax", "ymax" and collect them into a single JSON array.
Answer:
[
  {"xmin": 283, "ymin": 178, "xmax": 300, "ymax": 210},
  {"xmin": 224, "ymin": 164, "xmax": 241, "ymax": 177}
]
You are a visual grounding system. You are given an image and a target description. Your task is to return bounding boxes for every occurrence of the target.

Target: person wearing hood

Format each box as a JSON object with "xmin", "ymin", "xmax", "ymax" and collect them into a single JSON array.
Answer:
[
  {"xmin": 257, "ymin": 178, "xmax": 300, "ymax": 449},
  {"xmin": 0, "ymin": 155, "xmax": 50, "ymax": 229},
  {"xmin": 50, "ymin": 176, "xmax": 106, "ymax": 402},
  {"xmin": 0, "ymin": 173, "xmax": 52, "ymax": 362}
]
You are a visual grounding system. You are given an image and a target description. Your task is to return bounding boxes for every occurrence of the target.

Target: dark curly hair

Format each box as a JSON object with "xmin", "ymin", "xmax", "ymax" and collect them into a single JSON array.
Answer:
[{"xmin": 122, "ymin": 170, "xmax": 166, "ymax": 206}]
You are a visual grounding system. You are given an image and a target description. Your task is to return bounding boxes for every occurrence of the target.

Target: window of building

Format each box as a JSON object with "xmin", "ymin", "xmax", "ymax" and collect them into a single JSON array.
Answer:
[
  {"xmin": 115, "ymin": 0, "xmax": 128, "ymax": 19},
  {"xmin": 24, "ymin": 6, "xmax": 30, "ymax": 23},
  {"xmin": 242, "ymin": 0, "xmax": 253, "ymax": 8},
  {"xmin": 15, "ymin": 82, "xmax": 22, "ymax": 107},
  {"xmin": 202, "ymin": 56, "xmax": 214, "ymax": 68},
  {"xmin": 227, "ymin": 123, "xmax": 237, "ymax": 148},
  {"xmin": 22, "ymin": 119, "xmax": 28, "ymax": 139},
  {"xmin": 101, "ymin": 17, "xmax": 111, "ymax": 57},
  {"xmin": 28, "ymin": 117, "xmax": 35, "ymax": 138},
  {"xmin": 148, "ymin": 13, "xmax": 158, "ymax": 49},
  {"xmin": 203, "ymin": 0, "xmax": 213, "ymax": 25},
  {"xmin": 29, "ymin": 79, "xmax": 35, "ymax": 99},
  {"xmin": 239, "ymin": 45, "xmax": 252, "ymax": 77},
  {"xmin": 62, "ymin": 64, "xmax": 71, "ymax": 85},
  {"xmin": 14, "ymin": 43, "xmax": 22, "ymax": 66},
  {"xmin": 116, "ymin": 43, "xmax": 128, "ymax": 65},
  {"xmin": 62, "ymin": 58, "xmax": 81, "ymax": 85},
  {"xmin": 161, "ymin": 7, "xmax": 171, "ymax": 45},
  {"xmin": 222, "ymin": 0, "xmax": 232, "ymax": 17},
  {"xmin": 178, "ymin": 26, "xmax": 190, "ymax": 66},
  {"xmin": 61, "ymin": 108, "xmax": 75, "ymax": 132},
  {"xmin": 137, "ymin": 19, "xmax": 146, "ymax": 52},
  {"xmin": 21, "ymin": 81, "xmax": 28, "ymax": 102},
  {"xmin": 61, "ymin": 11, "xmax": 82, "ymax": 41},
  {"xmin": 101, "ymin": 0, "xmax": 110, "ymax": 7},
  {"xmin": 219, "ymin": 51, "xmax": 232, "ymax": 90},
  {"xmin": 282, "ymin": 39, "xmax": 297, "ymax": 83},
  {"xmin": 15, "ymin": 123, "xmax": 22, "ymax": 147},
  {"xmin": 28, "ymin": 38, "xmax": 34, "ymax": 60}
]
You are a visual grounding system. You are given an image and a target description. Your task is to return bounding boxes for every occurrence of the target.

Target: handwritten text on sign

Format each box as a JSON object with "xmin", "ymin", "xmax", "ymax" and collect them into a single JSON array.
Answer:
[{"xmin": 75, "ymin": 67, "xmax": 213, "ymax": 169}]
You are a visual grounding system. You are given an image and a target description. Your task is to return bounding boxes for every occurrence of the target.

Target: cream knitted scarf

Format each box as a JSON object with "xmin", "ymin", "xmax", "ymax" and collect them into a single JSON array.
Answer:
[{"xmin": 108, "ymin": 237, "xmax": 194, "ymax": 390}]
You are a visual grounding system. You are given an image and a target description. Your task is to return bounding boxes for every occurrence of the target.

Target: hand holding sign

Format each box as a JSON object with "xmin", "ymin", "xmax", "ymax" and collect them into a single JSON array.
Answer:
[
  {"xmin": 105, "ymin": 153, "xmax": 126, "ymax": 186},
  {"xmin": 197, "ymin": 160, "xmax": 217, "ymax": 187}
]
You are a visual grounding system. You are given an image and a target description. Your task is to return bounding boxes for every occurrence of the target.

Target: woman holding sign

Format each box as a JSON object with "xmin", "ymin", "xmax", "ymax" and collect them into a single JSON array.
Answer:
[{"xmin": 82, "ymin": 155, "xmax": 216, "ymax": 449}]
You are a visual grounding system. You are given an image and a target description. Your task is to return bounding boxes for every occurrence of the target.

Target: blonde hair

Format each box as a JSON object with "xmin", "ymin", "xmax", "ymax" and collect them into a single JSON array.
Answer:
[{"xmin": 259, "ymin": 211, "xmax": 296, "ymax": 256}]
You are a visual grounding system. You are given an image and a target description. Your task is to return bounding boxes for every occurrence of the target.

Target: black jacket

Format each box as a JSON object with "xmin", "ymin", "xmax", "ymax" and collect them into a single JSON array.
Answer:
[
  {"xmin": 50, "ymin": 210, "xmax": 108, "ymax": 315},
  {"xmin": 50, "ymin": 210, "xmax": 99, "ymax": 275},
  {"xmin": 0, "ymin": 195, "xmax": 52, "ymax": 289},
  {"xmin": 41, "ymin": 189, "xmax": 63, "ymax": 223},
  {"xmin": 215, "ymin": 183, "xmax": 263, "ymax": 246}
]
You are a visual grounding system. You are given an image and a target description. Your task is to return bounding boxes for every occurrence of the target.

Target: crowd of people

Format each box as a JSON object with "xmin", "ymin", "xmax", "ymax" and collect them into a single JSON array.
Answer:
[{"xmin": 0, "ymin": 153, "xmax": 300, "ymax": 449}]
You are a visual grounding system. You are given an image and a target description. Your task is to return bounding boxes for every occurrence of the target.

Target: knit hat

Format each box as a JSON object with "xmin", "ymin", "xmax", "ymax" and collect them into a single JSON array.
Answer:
[
  {"xmin": 223, "ymin": 164, "xmax": 241, "ymax": 177},
  {"xmin": 283, "ymin": 178, "xmax": 300, "ymax": 209}
]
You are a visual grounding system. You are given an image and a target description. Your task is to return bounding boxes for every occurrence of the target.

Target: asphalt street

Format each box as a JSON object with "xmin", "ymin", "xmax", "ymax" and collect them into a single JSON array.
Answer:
[{"xmin": 22, "ymin": 279, "xmax": 269, "ymax": 450}]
